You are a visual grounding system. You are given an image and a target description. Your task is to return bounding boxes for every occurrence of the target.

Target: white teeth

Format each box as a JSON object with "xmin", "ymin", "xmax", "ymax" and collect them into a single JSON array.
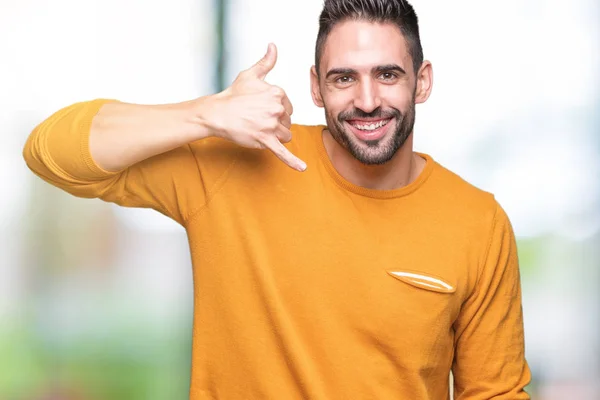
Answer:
[{"xmin": 352, "ymin": 119, "xmax": 389, "ymax": 131}]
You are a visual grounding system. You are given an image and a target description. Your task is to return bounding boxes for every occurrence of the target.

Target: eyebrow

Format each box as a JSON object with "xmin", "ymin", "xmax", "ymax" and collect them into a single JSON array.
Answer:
[
  {"xmin": 374, "ymin": 64, "xmax": 406, "ymax": 75},
  {"xmin": 325, "ymin": 64, "xmax": 406, "ymax": 79}
]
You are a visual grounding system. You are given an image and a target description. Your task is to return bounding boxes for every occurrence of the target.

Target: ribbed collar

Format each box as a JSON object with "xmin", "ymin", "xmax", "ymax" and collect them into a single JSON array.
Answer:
[{"xmin": 313, "ymin": 125, "xmax": 435, "ymax": 199}]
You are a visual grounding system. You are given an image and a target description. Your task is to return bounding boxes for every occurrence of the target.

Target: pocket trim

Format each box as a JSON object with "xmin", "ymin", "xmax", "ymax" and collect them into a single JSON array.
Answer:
[{"xmin": 387, "ymin": 270, "xmax": 456, "ymax": 294}]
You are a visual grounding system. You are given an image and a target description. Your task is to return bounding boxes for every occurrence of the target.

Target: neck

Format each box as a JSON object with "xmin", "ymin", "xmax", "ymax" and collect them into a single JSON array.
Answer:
[{"xmin": 322, "ymin": 129, "xmax": 425, "ymax": 190}]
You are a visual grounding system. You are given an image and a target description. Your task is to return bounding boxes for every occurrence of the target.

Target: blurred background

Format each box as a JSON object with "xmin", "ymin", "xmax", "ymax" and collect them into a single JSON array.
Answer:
[{"xmin": 1, "ymin": 0, "xmax": 598, "ymax": 399}]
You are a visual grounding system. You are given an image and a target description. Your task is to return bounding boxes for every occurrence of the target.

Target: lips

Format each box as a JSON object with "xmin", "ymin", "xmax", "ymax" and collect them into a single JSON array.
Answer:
[{"xmin": 346, "ymin": 118, "xmax": 393, "ymax": 142}]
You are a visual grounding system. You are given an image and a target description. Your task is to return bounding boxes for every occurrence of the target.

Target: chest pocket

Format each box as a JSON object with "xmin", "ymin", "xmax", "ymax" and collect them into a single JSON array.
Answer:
[
  {"xmin": 370, "ymin": 268, "xmax": 460, "ymax": 342},
  {"xmin": 386, "ymin": 270, "xmax": 456, "ymax": 294}
]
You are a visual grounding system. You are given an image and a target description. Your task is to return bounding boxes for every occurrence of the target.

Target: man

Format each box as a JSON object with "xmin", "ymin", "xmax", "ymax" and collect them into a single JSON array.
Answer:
[{"xmin": 23, "ymin": 0, "xmax": 531, "ymax": 398}]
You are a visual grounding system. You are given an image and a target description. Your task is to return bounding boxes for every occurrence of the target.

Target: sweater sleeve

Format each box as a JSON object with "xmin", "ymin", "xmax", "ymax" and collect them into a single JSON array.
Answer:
[
  {"xmin": 22, "ymin": 99, "xmax": 239, "ymax": 226},
  {"xmin": 452, "ymin": 201, "xmax": 532, "ymax": 399}
]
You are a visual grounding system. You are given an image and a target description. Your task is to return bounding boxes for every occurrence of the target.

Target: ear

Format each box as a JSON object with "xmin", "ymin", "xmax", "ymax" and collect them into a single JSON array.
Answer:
[
  {"xmin": 310, "ymin": 66, "xmax": 325, "ymax": 108},
  {"xmin": 415, "ymin": 60, "xmax": 433, "ymax": 104}
]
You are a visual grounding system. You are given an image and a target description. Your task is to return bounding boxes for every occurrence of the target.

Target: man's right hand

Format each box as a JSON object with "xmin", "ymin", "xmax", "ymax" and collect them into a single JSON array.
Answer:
[{"xmin": 198, "ymin": 43, "xmax": 307, "ymax": 172}]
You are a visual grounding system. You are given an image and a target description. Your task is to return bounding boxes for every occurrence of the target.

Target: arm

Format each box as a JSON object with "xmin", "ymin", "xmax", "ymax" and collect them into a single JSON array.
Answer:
[
  {"xmin": 23, "ymin": 44, "xmax": 305, "ymax": 224},
  {"xmin": 90, "ymin": 43, "xmax": 303, "ymax": 173},
  {"xmin": 22, "ymin": 98, "xmax": 219, "ymax": 225},
  {"xmin": 88, "ymin": 99, "xmax": 213, "ymax": 173},
  {"xmin": 452, "ymin": 202, "xmax": 532, "ymax": 399}
]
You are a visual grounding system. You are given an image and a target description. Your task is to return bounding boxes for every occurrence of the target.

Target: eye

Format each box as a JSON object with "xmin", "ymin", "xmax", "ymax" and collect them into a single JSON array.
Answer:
[
  {"xmin": 336, "ymin": 75, "xmax": 355, "ymax": 84},
  {"xmin": 380, "ymin": 72, "xmax": 397, "ymax": 81}
]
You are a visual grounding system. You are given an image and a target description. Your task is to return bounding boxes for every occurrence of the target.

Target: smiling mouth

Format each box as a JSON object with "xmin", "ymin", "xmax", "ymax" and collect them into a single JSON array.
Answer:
[
  {"xmin": 347, "ymin": 118, "xmax": 392, "ymax": 131},
  {"xmin": 345, "ymin": 118, "xmax": 393, "ymax": 142}
]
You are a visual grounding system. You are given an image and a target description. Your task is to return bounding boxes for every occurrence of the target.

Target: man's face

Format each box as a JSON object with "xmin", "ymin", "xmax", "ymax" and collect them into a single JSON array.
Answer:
[{"xmin": 311, "ymin": 20, "xmax": 427, "ymax": 165}]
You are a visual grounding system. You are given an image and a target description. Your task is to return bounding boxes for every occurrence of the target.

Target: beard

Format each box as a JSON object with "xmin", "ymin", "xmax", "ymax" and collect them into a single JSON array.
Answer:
[{"xmin": 323, "ymin": 98, "xmax": 416, "ymax": 165}]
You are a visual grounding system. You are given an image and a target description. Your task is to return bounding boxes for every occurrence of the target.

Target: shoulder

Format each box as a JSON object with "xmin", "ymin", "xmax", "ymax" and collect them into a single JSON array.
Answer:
[
  {"xmin": 427, "ymin": 155, "xmax": 499, "ymax": 214},
  {"xmin": 423, "ymin": 154, "xmax": 513, "ymax": 240},
  {"xmin": 290, "ymin": 123, "xmax": 324, "ymax": 148},
  {"xmin": 282, "ymin": 123, "xmax": 325, "ymax": 163}
]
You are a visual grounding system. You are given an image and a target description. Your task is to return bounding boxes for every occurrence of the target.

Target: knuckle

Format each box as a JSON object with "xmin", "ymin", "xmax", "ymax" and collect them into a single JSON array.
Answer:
[
  {"xmin": 269, "ymin": 119, "xmax": 280, "ymax": 130},
  {"xmin": 250, "ymin": 137, "xmax": 262, "ymax": 149},
  {"xmin": 271, "ymin": 86, "xmax": 285, "ymax": 98},
  {"xmin": 281, "ymin": 118, "xmax": 291, "ymax": 129},
  {"xmin": 272, "ymin": 104, "xmax": 285, "ymax": 116},
  {"xmin": 256, "ymin": 136, "xmax": 271, "ymax": 150},
  {"xmin": 253, "ymin": 130, "xmax": 267, "ymax": 142}
]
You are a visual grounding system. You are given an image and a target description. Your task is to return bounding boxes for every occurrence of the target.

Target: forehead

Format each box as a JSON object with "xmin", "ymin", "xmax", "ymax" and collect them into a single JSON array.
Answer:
[{"xmin": 320, "ymin": 20, "xmax": 412, "ymax": 74}]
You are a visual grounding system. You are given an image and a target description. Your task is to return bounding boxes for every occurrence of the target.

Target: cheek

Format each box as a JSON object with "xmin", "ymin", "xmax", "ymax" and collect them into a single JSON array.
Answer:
[
  {"xmin": 380, "ymin": 86, "xmax": 413, "ymax": 108},
  {"xmin": 323, "ymin": 88, "xmax": 357, "ymax": 113}
]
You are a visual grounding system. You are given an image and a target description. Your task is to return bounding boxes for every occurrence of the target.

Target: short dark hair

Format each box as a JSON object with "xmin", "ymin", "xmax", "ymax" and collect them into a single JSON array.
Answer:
[{"xmin": 315, "ymin": 0, "xmax": 423, "ymax": 76}]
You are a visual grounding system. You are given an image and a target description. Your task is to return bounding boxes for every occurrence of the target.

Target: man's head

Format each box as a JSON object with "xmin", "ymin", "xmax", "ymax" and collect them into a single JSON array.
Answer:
[{"xmin": 310, "ymin": 0, "xmax": 433, "ymax": 165}]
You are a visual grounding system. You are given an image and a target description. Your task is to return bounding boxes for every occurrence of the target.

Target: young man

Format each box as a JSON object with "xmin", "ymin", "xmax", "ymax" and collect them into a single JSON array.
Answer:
[{"xmin": 23, "ymin": 0, "xmax": 531, "ymax": 398}]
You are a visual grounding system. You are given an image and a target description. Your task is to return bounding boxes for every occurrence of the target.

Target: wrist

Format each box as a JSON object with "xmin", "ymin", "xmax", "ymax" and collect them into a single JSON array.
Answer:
[{"xmin": 188, "ymin": 92, "xmax": 229, "ymax": 140}]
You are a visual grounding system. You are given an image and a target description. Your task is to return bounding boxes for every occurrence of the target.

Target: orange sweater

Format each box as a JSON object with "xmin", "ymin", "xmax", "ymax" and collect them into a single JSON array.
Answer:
[{"xmin": 23, "ymin": 99, "xmax": 531, "ymax": 399}]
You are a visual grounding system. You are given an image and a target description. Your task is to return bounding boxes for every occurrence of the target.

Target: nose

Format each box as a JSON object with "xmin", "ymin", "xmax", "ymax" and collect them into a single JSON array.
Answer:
[{"xmin": 353, "ymin": 79, "xmax": 381, "ymax": 114}]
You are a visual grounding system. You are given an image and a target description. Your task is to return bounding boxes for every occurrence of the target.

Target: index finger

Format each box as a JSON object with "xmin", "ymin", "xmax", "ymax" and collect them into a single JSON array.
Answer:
[{"xmin": 261, "ymin": 135, "xmax": 306, "ymax": 172}]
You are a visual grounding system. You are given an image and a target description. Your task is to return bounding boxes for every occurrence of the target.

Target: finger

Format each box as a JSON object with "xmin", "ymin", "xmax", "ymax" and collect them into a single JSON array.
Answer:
[
  {"xmin": 275, "ymin": 122, "xmax": 292, "ymax": 143},
  {"xmin": 261, "ymin": 135, "xmax": 306, "ymax": 172},
  {"xmin": 282, "ymin": 93, "xmax": 294, "ymax": 116},
  {"xmin": 246, "ymin": 43, "xmax": 278, "ymax": 80},
  {"xmin": 279, "ymin": 112, "xmax": 291, "ymax": 130}
]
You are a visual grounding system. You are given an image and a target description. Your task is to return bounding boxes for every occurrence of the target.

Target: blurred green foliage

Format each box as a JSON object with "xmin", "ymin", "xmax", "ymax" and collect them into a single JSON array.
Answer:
[{"xmin": 1, "ymin": 324, "xmax": 191, "ymax": 400}]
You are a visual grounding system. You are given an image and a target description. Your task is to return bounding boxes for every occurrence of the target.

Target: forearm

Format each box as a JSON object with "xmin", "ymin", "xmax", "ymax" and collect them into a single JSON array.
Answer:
[
  {"xmin": 25, "ymin": 42, "xmax": 302, "ymax": 185},
  {"xmin": 90, "ymin": 97, "xmax": 216, "ymax": 172}
]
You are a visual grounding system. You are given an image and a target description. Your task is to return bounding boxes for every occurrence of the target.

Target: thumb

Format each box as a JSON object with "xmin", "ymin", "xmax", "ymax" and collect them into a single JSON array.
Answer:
[{"xmin": 249, "ymin": 43, "xmax": 278, "ymax": 80}]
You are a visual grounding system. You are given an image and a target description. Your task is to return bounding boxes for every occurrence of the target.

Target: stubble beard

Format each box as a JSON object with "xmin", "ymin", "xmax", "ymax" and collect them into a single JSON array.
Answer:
[{"xmin": 324, "ymin": 99, "xmax": 416, "ymax": 166}]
